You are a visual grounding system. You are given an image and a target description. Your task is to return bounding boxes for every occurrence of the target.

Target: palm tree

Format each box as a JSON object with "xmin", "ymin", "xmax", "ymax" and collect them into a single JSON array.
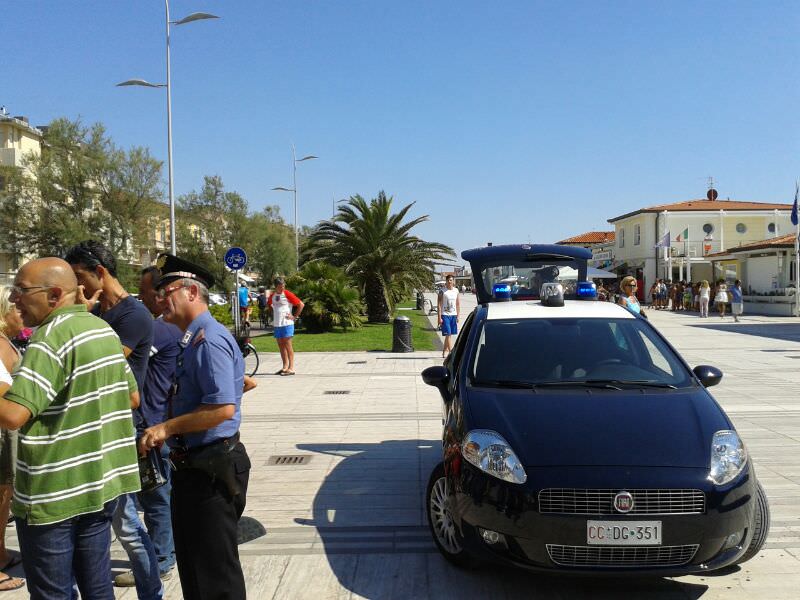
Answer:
[{"xmin": 307, "ymin": 191, "xmax": 454, "ymax": 323}]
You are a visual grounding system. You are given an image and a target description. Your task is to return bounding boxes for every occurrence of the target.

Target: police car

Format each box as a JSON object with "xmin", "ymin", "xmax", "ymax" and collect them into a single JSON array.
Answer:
[{"xmin": 422, "ymin": 244, "xmax": 769, "ymax": 574}]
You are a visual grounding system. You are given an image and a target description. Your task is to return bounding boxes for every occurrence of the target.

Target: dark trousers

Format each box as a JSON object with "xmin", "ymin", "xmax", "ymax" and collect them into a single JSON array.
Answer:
[
  {"xmin": 17, "ymin": 499, "xmax": 117, "ymax": 600},
  {"xmin": 171, "ymin": 442, "xmax": 250, "ymax": 600}
]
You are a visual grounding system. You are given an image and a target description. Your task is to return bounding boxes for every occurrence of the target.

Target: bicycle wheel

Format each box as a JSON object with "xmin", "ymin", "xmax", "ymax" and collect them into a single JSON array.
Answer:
[{"xmin": 242, "ymin": 342, "xmax": 259, "ymax": 377}]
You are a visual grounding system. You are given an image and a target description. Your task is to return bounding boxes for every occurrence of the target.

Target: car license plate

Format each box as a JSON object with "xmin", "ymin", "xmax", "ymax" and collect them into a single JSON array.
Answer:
[{"xmin": 586, "ymin": 521, "xmax": 662, "ymax": 545}]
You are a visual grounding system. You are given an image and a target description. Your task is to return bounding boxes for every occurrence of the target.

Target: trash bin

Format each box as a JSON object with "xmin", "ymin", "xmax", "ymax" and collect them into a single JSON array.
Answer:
[
  {"xmin": 416, "ymin": 292, "xmax": 424, "ymax": 310},
  {"xmin": 392, "ymin": 316, "xmax": 414, "ymax": 353}
]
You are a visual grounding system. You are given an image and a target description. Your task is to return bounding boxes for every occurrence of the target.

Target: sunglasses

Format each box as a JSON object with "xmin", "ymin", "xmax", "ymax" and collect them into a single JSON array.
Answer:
[
  {"xmin": 9, "ymin": 285, "xmax": 50, "ymax": 298},
  {"xmin": 156, "ymin": 283, "xmax": 187, "ymax": 299}
]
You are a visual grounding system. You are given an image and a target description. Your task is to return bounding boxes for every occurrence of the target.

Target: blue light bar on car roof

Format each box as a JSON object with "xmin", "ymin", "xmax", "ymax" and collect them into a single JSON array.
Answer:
[
  {"xmin": 492, "ymin": 283, "xmax": 512, "ymax": 301},
  {"xmin": 576, "ymin": 281, "xmax": 597, "ymax": 299}
]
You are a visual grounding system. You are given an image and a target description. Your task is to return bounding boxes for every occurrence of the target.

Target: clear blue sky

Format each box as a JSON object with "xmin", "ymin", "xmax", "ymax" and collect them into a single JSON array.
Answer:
[{"xmin": 4, "ymin": 1, "xmax": 798, "ymax": 265}]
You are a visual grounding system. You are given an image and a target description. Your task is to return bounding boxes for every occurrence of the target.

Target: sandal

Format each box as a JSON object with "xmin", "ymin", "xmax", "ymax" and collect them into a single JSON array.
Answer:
[
  {"xmin": 281, "ymin": 370, "xmax": 296, "ymax": 376},
  {"xmin": 0, "ymin": 573, "xmax": 25, "ymax": 591},
  {"xmin": 275, "ymin": 369, "xmax": 287, "ymax": 375}
]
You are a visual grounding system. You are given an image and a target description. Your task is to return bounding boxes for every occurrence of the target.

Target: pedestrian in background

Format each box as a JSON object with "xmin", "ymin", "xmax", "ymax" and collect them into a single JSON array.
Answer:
[
  {"xmin": 0, "ymin": 258, "xmax": 141, "ymax": 599},
  {"xmin": 715, "ymin": 279, "xmax": 729, "ymax": 318},
  {"xmin": 730, "ymin": 279, "xmax": 744, "ymax": 322},
  {"xmin": 268, "ymin": 277, "xmax": 304, "ymax": 375},
  {"xmin": 0, "ymin": 286, "xmax": 24, "ymax": 592},
  {"xmin": 438, "ymin": 274, "xmax": 460, "ymax": 359},
  {"xmin": 238, "ymin": 282, "xmax": 251, "ymax": 327},
  {"xmin": 618, "ymin": 275, "xmax": 644, "ymax": 317},
  {"xmin": 138, "ymin": 254, "xmax": 250, "ymax": 600},
  {"xmin": 65, "ymin": 240, "xmax": 162, "ymax": 599},
  {"xmin": 699, "ymin": 280, "xmax": 711, "ymax": 317}
]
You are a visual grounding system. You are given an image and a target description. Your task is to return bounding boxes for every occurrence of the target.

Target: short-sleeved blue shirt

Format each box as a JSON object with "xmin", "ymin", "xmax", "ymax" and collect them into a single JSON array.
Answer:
[
  {"xmin": 238, "ymin": 286, "xmax": 249, "ymax": 307},
  {"xmin": 170, "ymin": 310, "xmax": 243, "ymax": 449},
  {"xmin": 730, "ymin": 286, "xmax": 743, "ymax": 303}
]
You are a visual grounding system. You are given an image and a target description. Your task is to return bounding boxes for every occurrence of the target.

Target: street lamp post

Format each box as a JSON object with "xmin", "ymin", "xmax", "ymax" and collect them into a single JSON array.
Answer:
[
  {"xmin": 272, "ymin": 145, "xmax": 317, "ymax": 272},
  {"xmin": 117, "ymin": 1, "xmax": 219, "ymax": 255}
]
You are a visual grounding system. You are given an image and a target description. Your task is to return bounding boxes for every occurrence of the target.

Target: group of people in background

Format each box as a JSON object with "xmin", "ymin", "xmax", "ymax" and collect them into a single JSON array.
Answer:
[
  {"xmin": 0, "ymin": 240, "xmax": 255, "ymax": 599},
  {"xmin": 646, "ymin": 278, "xmax": 744, "ymax": 321}
]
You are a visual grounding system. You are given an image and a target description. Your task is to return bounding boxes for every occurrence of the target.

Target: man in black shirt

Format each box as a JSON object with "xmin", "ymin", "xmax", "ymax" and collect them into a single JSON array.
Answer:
[{"xmin": 65, "ymin": 241, "xmax": 163, "ymax": 599}]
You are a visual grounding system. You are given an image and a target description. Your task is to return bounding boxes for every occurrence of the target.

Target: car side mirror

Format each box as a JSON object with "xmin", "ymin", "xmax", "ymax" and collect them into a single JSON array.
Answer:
[
  {"xmin": 421, "ymin": 365, "xmax": 450, "ymax": 390},
  {"xmin": 693, "ymin": 365, "xmax": 723, "ymax": 388}
]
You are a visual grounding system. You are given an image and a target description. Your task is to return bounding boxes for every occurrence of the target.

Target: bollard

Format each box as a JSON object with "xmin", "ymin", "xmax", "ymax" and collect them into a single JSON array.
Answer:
[{"xmin": 392, "ymin": 316, "xmax": 414, "ymax": 353}]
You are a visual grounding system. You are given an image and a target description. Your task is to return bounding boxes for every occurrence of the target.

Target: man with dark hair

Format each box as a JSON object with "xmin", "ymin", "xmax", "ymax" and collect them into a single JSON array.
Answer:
[
  {"xmin": 64, "ymin": 241, "xmax": 163, "ymax": 599},
  {"xmin": 126, "ymin": 266, "xmax": 183, "ymax": 582},
  {"xmin": 139, "ymin": 253, "xmax": 250, "ymax": 600}
]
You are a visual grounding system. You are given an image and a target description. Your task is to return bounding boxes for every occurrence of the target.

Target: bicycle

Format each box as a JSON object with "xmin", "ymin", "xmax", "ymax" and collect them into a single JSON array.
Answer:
[
  {"xmin": 258, "ymin": 306, "xmax": 268, "ymax": 330},
  {"xmin": 237, "ymin": 334, "xmax": 259, "ymax": 377}
]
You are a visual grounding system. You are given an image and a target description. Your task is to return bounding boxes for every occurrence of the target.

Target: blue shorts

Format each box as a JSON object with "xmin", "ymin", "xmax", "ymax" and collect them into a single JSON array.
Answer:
[
  {"xmin": 441, "ymin": 315, "xmax": 458, "ymax": 336},
  {"xmin": 274, "ymin": 324, "xmax": 295, "ymax": 339}
]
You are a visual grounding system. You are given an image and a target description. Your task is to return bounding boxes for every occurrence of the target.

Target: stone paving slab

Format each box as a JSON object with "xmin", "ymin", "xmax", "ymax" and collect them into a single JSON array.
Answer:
[{"xmin": 3, "ymin": 295, "xmax": 800, "ymax": 598}]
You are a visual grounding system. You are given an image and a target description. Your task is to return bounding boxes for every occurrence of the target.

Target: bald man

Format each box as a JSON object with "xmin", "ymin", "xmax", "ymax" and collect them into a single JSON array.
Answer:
[{"xmin": 0, "ymin": 257, "xmax": 141, "ymax": 599}]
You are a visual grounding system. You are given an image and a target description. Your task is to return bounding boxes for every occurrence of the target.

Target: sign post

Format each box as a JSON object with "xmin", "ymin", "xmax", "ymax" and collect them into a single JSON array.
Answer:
[{"xmin": 224, "ymin": 247, "xmax": 248, "ymax": 333}]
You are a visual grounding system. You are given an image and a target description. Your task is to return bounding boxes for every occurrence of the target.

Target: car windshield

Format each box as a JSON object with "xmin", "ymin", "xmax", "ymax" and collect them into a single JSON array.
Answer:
[
  {"xmin": 480, "ymin": 262, "xmax": 583, "ymax": 300},
  {"xmin": 470, "ymin": 318, "xmax": 693, "ymax": 389}
]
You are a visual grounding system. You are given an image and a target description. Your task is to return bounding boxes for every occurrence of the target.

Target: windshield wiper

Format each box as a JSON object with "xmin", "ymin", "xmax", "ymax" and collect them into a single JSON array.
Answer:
[
  {"xmin": 529, "ymin": 380, "xmax": 623, "ymax": 390},
  {"xmin": 600, "ymin": 380, "xmax": 677, "ymax": 389},
  {"xmin": 471, "ymin": 379, "xmax": 537, "ymax": 389}
]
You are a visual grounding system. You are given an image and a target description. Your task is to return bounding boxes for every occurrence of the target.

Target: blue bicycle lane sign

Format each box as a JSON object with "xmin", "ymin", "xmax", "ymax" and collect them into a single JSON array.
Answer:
[{"xmin": 224, "ymin": 247, "xmax": 247, "ymax": 271}]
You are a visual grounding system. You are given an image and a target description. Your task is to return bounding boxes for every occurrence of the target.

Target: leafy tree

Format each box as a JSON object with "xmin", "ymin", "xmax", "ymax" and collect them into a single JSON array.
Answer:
[
  {"xmin": 248, "ymin": 206, "xmax": 296, "ymax": 282},
  {"xmin": 307, "ymin": 191, "xmax": 454, "ymax": 322},
  {"xmin": 0, "ymin": 118, "xmax": 162, "ymax": 259},
  {"xmin": 176, "ymin": 175, "xmax": 250, "ymax": 289},
  {"xmin": 287, "ymin": 262, "xmax": 362, "ymax": 332}
]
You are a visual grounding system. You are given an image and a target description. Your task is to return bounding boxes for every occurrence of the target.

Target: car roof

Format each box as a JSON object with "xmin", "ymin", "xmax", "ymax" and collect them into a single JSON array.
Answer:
[{"xmin": 486, "ymin": 300, "xmax": 636, "ymax": 320}]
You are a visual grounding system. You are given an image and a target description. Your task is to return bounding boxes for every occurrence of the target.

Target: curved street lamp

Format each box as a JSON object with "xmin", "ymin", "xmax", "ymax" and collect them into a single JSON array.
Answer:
[
  {"xmin": 116, "ymin": 2, "xmax": 219, "ymax": 255},
  {"xmin": 272, "ymin": 146, "xmax": 318, "ymax": 271}
]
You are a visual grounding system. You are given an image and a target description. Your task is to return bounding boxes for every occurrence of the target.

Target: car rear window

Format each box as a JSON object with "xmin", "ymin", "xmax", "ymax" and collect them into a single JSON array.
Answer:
[{"xmin": 470, "ymin": 318, "xmax": 693, "ymax": 388}]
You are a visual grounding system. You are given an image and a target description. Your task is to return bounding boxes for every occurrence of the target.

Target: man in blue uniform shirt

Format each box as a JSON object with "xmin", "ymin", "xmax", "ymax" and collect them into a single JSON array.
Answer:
[{"xmin": 139, "ymin": 254, "xmax": 250, "ymax": 600}]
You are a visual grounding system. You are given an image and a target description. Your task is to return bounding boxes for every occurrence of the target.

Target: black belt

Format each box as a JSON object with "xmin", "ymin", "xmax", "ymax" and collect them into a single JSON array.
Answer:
[
  {"xmin": 172, "ymin": 432, "xmax": 240, "ymax": 456},
  {"xmin": 169, "ymin": 432, "xmax": 242, "ymax": 497}
]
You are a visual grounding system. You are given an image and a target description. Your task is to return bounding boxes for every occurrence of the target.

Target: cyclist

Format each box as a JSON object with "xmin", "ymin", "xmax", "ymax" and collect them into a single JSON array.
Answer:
[
  {"xmin": 256, "ymin": 287, "xmax": 268, "ymax": 328},
  {"xmin": 237, "ymin": 281, "xmax": 251, "ymax": 326}
]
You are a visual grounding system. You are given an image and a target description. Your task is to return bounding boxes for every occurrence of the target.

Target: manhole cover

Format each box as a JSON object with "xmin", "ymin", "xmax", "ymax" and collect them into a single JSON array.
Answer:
[
  {"xmin": 266, "ymin": 455, "xmax": 312, "ymax": 466},
  {"xmin": 324, "ymin": 390, "xmax": 351, "ymax": 395}
]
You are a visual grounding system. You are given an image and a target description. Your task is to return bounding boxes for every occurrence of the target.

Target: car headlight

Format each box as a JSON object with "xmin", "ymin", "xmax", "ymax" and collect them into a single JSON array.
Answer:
[
  {"xmin": 708, "ymin": 430, "xmax": 747, "ymax": 485},
  {"xmin": 461, "ymin": 430, "xmax": 527, "ymax": 484}
]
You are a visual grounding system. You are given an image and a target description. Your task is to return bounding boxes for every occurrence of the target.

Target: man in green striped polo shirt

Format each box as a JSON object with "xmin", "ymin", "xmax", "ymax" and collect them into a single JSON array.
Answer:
[{"xmin": 0, "ymin": 257, "xmax": 141, "ymax": 599}]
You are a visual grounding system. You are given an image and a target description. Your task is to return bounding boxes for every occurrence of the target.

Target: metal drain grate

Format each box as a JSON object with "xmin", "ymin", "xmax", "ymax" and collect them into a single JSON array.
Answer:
[
  {"xmin": 347, "ymin": 361, "xmax": 367, "ymax": 365},
  {"xmin": 324, "ymin": 390, "xmax": 351, "ymax": 395},
  {"xmin": 266, "ymin": 455, "xmax": 312, "ymax": 466}
]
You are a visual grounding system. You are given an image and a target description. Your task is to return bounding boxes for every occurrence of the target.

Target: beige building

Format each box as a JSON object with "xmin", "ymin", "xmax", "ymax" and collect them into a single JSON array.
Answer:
[
  {"xmin": 0, "ymin": 112, "xmax": 43, "ymax": 280},
  {"xmin": 608, "ymin": 196, "xmax": 794, "ymax": 291}
]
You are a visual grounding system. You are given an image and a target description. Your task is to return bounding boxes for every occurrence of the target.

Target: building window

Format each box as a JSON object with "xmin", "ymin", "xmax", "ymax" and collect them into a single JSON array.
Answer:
[
  {"xmin": 736, "ymin": 223, "xmax": 747, "ymax": 234},
  {"xmin": 703, "ymin": 223, "xmax": 714, "ymax": 234},
  {"xmin": 619, "ymin": 228, "xmax": 625, "ymax": 248},
  {"xmin": 768, "ymin": 222, "xmax": 776, "ymax": 233},
  {"xmin": 634, "ymin": 224, "xmax": 641, "ymax": 245}
]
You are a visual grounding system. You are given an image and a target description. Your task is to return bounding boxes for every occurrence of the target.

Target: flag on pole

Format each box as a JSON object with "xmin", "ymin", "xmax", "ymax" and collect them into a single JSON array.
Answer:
[
  {"xmin": 792, "ymin": 181, "xmax": 799, "ymax": 226},
  {"xmin": 654, "ymin": 231, "xmax": 670, "ymax": 248},
  {"xmin": 675, "ymin": 228, "xmax": 689, "ymax": 242}
]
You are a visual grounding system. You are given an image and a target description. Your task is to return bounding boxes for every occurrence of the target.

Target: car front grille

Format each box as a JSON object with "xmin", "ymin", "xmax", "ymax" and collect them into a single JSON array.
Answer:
[
  {"xmin": 546, "ymin": 544, "xmax": 699, "ymax": 568},
  {"xmin": 538, "ymin": 488, "xmax": 705, "ymax": 515}
]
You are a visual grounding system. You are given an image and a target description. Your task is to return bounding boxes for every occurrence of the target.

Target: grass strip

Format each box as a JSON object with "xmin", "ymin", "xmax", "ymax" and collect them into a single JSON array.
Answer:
[{"xmin": 251, "ymin": 301, "xmax": 439, "ymax": 352}]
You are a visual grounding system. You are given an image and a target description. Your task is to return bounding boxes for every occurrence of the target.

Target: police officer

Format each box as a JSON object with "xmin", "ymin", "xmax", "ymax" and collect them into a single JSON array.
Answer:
[{"xmin": 138, "ymin": 254, "xmax": 250, "ymax": 600}]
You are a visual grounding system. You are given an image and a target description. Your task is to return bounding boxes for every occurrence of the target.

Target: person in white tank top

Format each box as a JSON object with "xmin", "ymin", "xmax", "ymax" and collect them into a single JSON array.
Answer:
[{"xmin": 437, "ymin": 275, "xmax": 460, "ymax": 359}]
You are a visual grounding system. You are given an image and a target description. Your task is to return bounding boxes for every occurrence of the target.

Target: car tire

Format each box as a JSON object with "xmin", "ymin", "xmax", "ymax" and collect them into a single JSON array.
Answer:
[
  {"xmin": 426, "ymin": 462, "xmax": 473, "ymax": 568},
  {"xmin": 735, "ymin": 481, "xmax": 770, "ymax": 564}
]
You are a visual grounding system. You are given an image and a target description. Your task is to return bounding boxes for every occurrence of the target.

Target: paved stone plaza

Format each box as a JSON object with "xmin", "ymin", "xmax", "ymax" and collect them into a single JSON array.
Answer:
[{"xmin": 4, "ymin": 296, "xmax": 800, "ymax": 598}]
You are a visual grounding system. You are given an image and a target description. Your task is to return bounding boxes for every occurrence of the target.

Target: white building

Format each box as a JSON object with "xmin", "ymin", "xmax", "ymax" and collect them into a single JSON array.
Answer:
[{"xmin": 608, "ymin": 196, "xmax": 794, "ymax": 290}]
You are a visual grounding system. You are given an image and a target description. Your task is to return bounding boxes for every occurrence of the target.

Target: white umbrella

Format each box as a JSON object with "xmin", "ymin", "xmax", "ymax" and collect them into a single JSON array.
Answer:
[{"xmin": 557, "ymin": 266, "xmax": 617, "ymax": 280}]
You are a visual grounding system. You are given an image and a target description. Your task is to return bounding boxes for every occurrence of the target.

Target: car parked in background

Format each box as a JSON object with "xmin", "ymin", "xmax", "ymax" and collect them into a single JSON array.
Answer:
[{"xmin": 422, "ymin": 244, "xmax": 769, "ymax": 575}]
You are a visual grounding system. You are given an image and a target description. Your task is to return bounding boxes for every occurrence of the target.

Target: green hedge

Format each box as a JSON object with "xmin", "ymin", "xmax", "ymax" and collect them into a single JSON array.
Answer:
[{"xmin": 209, "ymin": 304, "xmax": 234, "ymax": 326}]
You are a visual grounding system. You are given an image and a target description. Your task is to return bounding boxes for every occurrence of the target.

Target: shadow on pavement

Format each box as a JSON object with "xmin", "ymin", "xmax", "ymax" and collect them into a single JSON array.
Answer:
[
  {"xmin": 689, "ymin": 322, "xmax": 800, "ymax": 343},
  {"xmin": 293, "ymin": 440, "xmax": 709, "ymax": 599}
]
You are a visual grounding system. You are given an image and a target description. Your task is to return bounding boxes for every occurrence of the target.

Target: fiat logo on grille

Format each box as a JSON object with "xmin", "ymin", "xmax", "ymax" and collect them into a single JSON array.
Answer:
[{"xmin": 613, "ymin": 491, "xmax": 634, "ymax": 513}]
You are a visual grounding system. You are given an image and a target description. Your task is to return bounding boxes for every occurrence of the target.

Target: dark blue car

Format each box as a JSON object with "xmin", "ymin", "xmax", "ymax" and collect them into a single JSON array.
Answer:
[{"xmin": 422, "ymin": 245, "xmax": 769, "ymax": 574}]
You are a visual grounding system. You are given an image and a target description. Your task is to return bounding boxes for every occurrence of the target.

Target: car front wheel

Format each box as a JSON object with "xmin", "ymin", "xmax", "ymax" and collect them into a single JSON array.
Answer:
[
  {"xmin": 734, "ymin": 481, "xmax": 770, "ymax": 565},
  {"xmin": 426, "ymin": 463, "xmax": 472, "ymax": 567}
]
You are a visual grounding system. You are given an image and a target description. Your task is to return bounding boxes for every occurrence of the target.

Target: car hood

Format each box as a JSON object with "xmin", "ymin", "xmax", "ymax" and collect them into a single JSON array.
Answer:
[{"xmin": 465, "ymin": 388, "xmax": 730, "ymax": 468}]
